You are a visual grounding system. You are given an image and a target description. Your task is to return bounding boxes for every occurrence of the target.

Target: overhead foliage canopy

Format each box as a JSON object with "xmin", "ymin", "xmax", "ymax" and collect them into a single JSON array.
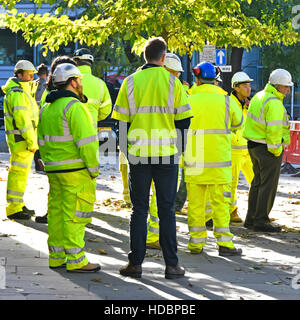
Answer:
[{"xmin": 0, "ymin": 0, "xmax": 299, "ymax": 56}]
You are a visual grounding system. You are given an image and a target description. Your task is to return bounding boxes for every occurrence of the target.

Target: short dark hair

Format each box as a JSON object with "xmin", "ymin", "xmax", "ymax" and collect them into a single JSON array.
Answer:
[
  {"xmin": 47, "ymin": 56, "xmax": 77, "ymax": 91},
  {"xmin": 144, "ymin": 37, "xmax": 167, "ymax": 62},
  {"xmin": 14, "ymin": 69, "xmax": 24, "ymax": 78},
  {"xmin": 37, "ymin": 63, "xmax": 48, "ymax": 76},
  {"xmin": 55, "ymin": 77, "xmax": 78, "ymax": 91}
]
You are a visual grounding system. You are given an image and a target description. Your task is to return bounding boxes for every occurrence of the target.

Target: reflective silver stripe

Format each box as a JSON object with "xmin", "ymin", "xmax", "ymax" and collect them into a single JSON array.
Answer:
[
  {"xmin": 247, "ymin": 111, "xmax": 265, "ymax": 125},
  {"xmin": 44, "ymin": 159, "xmax": 84, "ymax": 166},
  {"xmin": 189, "ymin": 237, "xmax": 207, "ymax": 244},
  {"xmin": 44, "ymin": 135, "xmax": 73, "ymax": 142},
  {"xmin": 39, "ymin": 104, "xmax": 47, "ymax": 121},
  {"xmin": 128, "ymin": 138, "xmax": 177, "ymax": 146},
  {"xmin": 87, "ymin": 166, "xmax": 99, "ymax": 174},
  {"xmin": 64, "ymin": 100, "xmax": 78, "ymax": 116},
  {"xmin": 231, "ymin": 200, "xmax": 237, "ymax": 206},
  {"xmin": 75, "ymin": 211, "xmax": 93, "ymax": 219},
  {"xmin": 185, "ymin": 161, "xmax": 232, "ymax": 168},
  {"xmin": 266, "ymin": 120, "xmax": 285, "ymax": 126},
  {"xmin": 65, "ymin": 248, "xmax": 83, "ymax": 255},
  {"xmin": 267, "ymin": 143, "xmax": 282, "ymax": 149},
  {"xmin": 127, "ymin": 75, "xmax": 136, "ymax": 116},
  {"xmin": 232, "ymin": 145, "xmax": 247, "ymax": 150},
  {"xmin": 188, "ymin": 128, "xmax": 230, "ymax": 135},
  {"xmin": 62, "ymin": 100, "xmax": 78, "ymax": 136},
  {"xmin": 88, "ymin": 98, "xmax": 101, "ymax": 104},
  {"xmin": 6, "ymin": 125, "xmax": 32, "ymax": 135},
  {"xmin": 75, "ymin": 134, "xmax": 98, "ymax": 147},
  {"xmin": 189, "ymin": 226, "xmax": 207, "ymax": 232},
  {"xmin": 114, "ymin": 105, "xmax": 130, "ymax": 115},
  {"xmin": 38, "ymin": 139, "xmax": 45, "ymax": 146},
  {"xmin": 205, "ymin": 208, "xmax": 212, "ymax": 213},
  {"xmin": 175, "ymin": 104, "xmax": 191, "ymax": 115},
  {"xmin": 4, "ymin": 112, "xmax": 13, "ymax": 118},
  {"xmin": 67, "ymin": 255, "xmax": 86, "ymax": 264},
  {"xmin": 7, "ymin": 198, "xmax": 23, "ymax": 203},
  {"xmin": 223, "ymin": 192, "xmax": 232, "ymax": 198},
  {"xmin": 137, "ymin": 106, "xmax": 174, "ymax": 114},
  {"xmin": 247, "ymin": 138, "xmax": 266, "ymax": 144},
  {"xmin": 12, "ymin": 106, "xmax": 27, "ymax": 111},
  {"xmin": 167, "ymin": 74, "xmax": 175, "ymax": 108},
  {"xmin": 49, "ymin": 246, "xmax": 65, "ymax": 253},
  {"xmin": 11, "ymin": 161, "xmax": 28, "ymax": 168},
  {"xmin": 261, "ymin": 97, "xmax": 280, "ymax": 119},
  {"xmin": 150, "ymin": 215, "xmax": 159, "ymax": 223},
  {"xmin": 224, "ymin": 95, "xmax": 230, "ymax": 130},
  {"xmin": 149, "ymin": 226, "xmax": 159, "ymax": 234},
  {"xmin": 232, "ymin": 114, "xmax": 244, "ymax": 128},
  {"xmin": 216, "ymin": 236, "xmax": 233, "ymax": 242},
  {"xmin": 100, "ymin": 98, "xmax": 112, "ymax": 108},
  {"xmin": 7, "ymin": 190, "xmax": 24, "ymax": 197},
  {"xmin": 214, "ymin": 227, "xmax": 231, "ymax": 233}
]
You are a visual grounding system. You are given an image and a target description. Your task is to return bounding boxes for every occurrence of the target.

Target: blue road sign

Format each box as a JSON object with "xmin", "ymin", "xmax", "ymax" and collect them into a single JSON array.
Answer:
[{"xmin": 216, "ymin": 49, "xmax": 226, "ymax": 65}]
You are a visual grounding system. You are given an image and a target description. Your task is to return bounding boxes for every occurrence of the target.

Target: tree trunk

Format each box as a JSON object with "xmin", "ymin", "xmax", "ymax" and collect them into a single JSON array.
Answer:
[{"xmin": 222, "ymin": 47, "xmax": 244, "ymax": 93}]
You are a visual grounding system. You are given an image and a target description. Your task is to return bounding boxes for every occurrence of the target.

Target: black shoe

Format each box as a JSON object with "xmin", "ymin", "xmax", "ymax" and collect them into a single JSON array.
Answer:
[
  {"xmin": 219, "ymin": 246, "xmax": 242, "ymax": 257},
  {"xmin": 165, "ymin": 264, "xmax": 185, "ymax": 279},
  {"xmin": 253, "ymin": 223, "xmax": 281, "ymax": 233},
  {"xmin": 49, "ymin": 263, "xmax": 66, "ymax": 270},
  {"xmin": 8, "ymin": 211, "xmax": 31, "ymax": 220},
  {"xmin": 22, "ymin": 206, "xmax": 35, "ymax": 216},
  {"xmin": 244, "ymin": 222, "xmax": 253, "ymax": 229},
  {"xmin": 35, "ymin": 213, "xmax": 48, "ymax": 224},
  {"xmin": 120, "ymin": 262, "xmax": 142, "ymax": 278}
]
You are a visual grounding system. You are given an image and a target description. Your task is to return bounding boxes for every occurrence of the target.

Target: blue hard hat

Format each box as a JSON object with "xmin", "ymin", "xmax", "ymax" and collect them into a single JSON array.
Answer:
[{"xmin": 192, "ymin": 62, "xmax": 216, "ymax": 79}]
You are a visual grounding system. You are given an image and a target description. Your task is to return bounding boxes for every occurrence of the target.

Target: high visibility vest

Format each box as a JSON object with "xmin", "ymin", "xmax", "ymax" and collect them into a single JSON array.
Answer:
[
  {"xmin": 3, "ymin": 78, "xmax": 39, "ymax": 153},
  {"xmin": 112, "ymin": 66, "xmax": 193, "ymax": 158},
  {"xmin": 78, "ymin": 65, "xmax": 112, "ymax": 125},
  {"xmin": 230, "ymin": 93, "xmax": 249, "ymax": 154},
  {"xmin": 243, "ymin": 83, "xmax": 290, "ymax": 156},
  {"xmin": 184, "ymin": 84, "xmax": 243, "ymax": 185},
  {"xmin": 37, "ymin": 95, "xmax": 99, "ymax": 177}
]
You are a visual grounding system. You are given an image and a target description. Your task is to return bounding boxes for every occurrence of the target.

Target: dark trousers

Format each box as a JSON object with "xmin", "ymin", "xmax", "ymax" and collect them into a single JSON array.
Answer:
[
  {"xmin": 128, "ymin": 163, "xmax": 179, "ymax": 266},
  {"xmin": 34, "ymin": 150, "xmax": 43, "ymax": 171},
  {"xmin": 245, "ymin": 143, "xmax": 283, "ymax": 227}
]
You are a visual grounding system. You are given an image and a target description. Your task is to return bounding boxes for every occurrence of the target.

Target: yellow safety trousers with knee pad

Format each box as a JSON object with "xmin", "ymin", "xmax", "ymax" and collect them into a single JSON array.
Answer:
[
  {"xmin": 47, "ymin": 169, "xmax": 96, "ymax": 270},
  {"xmin": 187, "ymin": 183, "xmax": 235, "ymax": 251}
]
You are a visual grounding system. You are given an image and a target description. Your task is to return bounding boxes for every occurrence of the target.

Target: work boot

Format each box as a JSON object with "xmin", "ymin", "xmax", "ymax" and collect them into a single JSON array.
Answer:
[
  {"xmin": 67, "ymin": 263, "xmax": 101, "ymax": 273},
  {"xmin": 253, "ymin": 223, "xmax": 281, "ymax": 233},
  {"xmin": 146, "ymin": 240, "xmax": 161, "ymax": 250},
  {"xmin": 165, "ymin": 264, "xmax": 185, "ymax": 279},
  {"xmin": 22, "ymin": 206, "xmax": 35, "ymax": 216},
  {"xmin": 8, "ymin": 211, "xmax": 31, "ymax": 220},
  {"xmin": 35, "ymin": 213, "xmax": 48, "ymax": 224},
  {"xmin": 230, "ymin": 208, "xmax": 243, "ymax": 223},
  {"xmin": 119, "ymin": 262, "xmax": 142, "ymax": 278},
  {"xmin": 219, "ymin": 246, "xmax": 242, "ymax": 257}
]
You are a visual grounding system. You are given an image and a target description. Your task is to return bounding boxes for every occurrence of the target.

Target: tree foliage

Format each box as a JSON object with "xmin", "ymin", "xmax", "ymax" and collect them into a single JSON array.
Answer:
[{"xmin": 0, "ymin": 0, "xmax": 299, "ymax": 59}]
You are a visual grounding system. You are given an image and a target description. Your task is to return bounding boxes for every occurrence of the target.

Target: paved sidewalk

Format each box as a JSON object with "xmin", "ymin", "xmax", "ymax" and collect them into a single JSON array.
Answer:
[{"xmin": 0, "ymin": 152, "xmax": 300, "ymax": 300}]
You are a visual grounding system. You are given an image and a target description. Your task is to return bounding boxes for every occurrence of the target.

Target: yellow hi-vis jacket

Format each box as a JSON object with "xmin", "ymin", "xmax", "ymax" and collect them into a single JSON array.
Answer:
[
  {"xmin": 184, "ymin": 84, "xmax": 244, "ymax": 185},
  {"xmin": 243, "ymin": 83, "xmax": 290, "ymax": 157},
  {"xmin": 78, "ymin": 65, "xmax": 112, "ymax": 125},
  {"xmin": 2, "ymin": 77, "xmax": 39, "ymax": 153},
  {"xmin": 37, "ymin": 91, "xmax": 99, "ymax": 177},
  {"xmin": 112, "ymin": 66, "xmax": 193, "ymax": 158},
  {"xmin": 230, "ymin": 92, "xmax": 249, "ymax": 155}
]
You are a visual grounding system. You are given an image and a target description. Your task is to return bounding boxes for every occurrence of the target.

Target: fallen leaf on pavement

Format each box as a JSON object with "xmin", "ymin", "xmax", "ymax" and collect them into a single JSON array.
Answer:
[{"xmin": 97, "ymin": 249, "xmax": 107, "ymax": 255}]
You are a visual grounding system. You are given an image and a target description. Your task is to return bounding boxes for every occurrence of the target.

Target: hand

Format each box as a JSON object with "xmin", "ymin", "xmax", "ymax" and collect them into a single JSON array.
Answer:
[{"xmin": 182, "ymin": 80, "xmax": 190, "ymax": 87}]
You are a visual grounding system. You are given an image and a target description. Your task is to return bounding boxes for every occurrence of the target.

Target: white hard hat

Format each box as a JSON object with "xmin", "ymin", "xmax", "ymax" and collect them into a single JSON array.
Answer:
[
  {"xmin": 164, "ymin": 53, "xmax": 184, "ymax": 72},
  {"xmin": 231, "ymin": 71, "xmax": 253, "ymax": 88},
  {"xmin": 269, "ymin": 69, "xmax": 293, "ymax": 87},
  {"xmin": 14, "ymin": 60, "xmax": 37, "ymax": 73},
  {"xmin": 52, "ymin": 63, "xmax": 82, "ymax": 85}
]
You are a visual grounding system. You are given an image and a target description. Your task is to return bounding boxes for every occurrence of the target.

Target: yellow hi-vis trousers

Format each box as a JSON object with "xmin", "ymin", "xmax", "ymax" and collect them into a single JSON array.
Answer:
[
  {"xmin": 6, "ymin": 150, "xmax": 34, "ymax": 217},
  {"xmin": 47, "ymin": 169, "xmax": 96, "ymax": 270},
  {"xmin": 187, "ymin": 183, "xmax": 235, "ymax": 252},
  {"xmin": 230, "ymin": 152, "xmax": 254, "ymax": 214}
]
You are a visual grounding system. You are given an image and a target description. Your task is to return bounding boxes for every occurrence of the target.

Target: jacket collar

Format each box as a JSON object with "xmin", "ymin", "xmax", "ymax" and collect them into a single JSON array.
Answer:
[
  {"xmin": 45, "ymin": 90, "xmax": 88, "ymax": 104},
  {"xmin": 265, "ymin": 83, "xmax": 285, "ymax": 102},
  {"xmin": 192, "ymin": 84, "xmax": 227, "ymax": 95}
]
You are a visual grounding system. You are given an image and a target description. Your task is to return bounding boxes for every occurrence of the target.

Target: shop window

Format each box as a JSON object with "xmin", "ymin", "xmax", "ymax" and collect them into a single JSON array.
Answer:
[
  {"xmin": 16, "ymin": 31, "xmax": 34, "ymax": 62},
  {"xmin": 0, "ymin": 29, "xmax": 16, "ymax": 65}
]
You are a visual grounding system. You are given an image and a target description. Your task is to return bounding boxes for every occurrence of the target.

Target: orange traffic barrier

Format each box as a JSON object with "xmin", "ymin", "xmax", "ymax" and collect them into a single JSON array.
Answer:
[{"xmin": 284, "ymin": 121, "xmax": 300, "ymax": 165}]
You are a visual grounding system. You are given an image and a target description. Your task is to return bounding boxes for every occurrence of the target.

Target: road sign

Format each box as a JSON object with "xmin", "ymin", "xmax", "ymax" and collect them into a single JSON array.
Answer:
[
  {"xmin": 199, "ymin": 45, "xmax": 216, "ymax": 64},
  {"xmin": 216, "ymin": 49, "xmax": 226, "ymax": 65},
  {"xmin": 216, "ymin": 65, "xmax": 232, "ymax": 73}
]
